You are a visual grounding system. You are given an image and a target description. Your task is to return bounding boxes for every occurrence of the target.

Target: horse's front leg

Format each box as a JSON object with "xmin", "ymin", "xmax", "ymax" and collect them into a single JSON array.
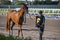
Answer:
[{"xmin": 17, "ymin": 25, "xmax": 23, "ymax": 38}]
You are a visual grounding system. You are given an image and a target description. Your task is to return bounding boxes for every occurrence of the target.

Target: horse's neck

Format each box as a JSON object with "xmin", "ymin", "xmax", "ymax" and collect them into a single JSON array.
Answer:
[{"xmin": 18, "ymin": 7, "xmax": 25, "ymax": 17}]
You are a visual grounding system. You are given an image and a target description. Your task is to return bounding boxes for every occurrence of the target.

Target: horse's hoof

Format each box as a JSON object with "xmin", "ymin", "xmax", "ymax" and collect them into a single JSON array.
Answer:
[
  {"xmin": 16, "ymin": 36, "xmax": 19, "ymax": 39},
  {"xmin": 20, "ymin": 36, "xmax": 24, "ymax": 39},
  {"xmin": 16, "ymin": 36, "xmax": 19, "ymax": 37}
]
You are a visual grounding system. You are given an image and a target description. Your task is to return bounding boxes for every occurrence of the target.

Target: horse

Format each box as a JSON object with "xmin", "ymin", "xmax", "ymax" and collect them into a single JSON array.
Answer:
[{"xmin": 6, "ymin": 4, "xmax": 28, "ymax": 38}]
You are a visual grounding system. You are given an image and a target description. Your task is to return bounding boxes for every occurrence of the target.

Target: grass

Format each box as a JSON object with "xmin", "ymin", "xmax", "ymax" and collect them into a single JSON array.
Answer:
[{"xmin": 0, "ymin": 34, "xmax": 32, "ymax": 40}]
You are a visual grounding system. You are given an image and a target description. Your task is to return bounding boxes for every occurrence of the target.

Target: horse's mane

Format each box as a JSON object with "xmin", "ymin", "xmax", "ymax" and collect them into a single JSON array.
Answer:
[
  {"xmin": 18, "ymin": 6, "xmax": 24, "ymax": 12},
  {"xmin": 18, "ymin": 3, "xmax": 27, "ymax": 12}
]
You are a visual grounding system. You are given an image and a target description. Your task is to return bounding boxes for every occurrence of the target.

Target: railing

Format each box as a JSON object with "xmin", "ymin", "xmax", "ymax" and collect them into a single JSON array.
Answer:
[
  {"xmin": 0, "ymin": 8, "xmax": 14, "ymax": 15},
  {"xmin": 0, "ymin": 5, "xmax": 60, "ymax": 8},
  {"xmin": 0, "ymin": 8, "xmax": 60, "ymax": 15}
]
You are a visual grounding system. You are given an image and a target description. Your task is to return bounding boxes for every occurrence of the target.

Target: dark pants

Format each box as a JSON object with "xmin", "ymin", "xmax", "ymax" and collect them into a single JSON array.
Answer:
[
  {"xmin": 40, "ymin": 27, "xmax": 44, "ymax": 40},
  {"xmin": 37, "ymin": 25, "xmax": 44, "ymax": 40}
]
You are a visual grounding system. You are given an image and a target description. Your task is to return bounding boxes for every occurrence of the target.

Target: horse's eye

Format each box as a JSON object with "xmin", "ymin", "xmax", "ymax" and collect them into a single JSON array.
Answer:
[{"xmin": 27, "ymin": 7, "xmax": 28, "ymax": 9}]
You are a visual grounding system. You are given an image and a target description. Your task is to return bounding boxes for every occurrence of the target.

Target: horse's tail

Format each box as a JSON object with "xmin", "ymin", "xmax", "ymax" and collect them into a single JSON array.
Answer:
[
  {"xmin": 6, "ymin": 19, "xmax": 8, "ymax": 31},
  {"xmin": 6, "ymin": 14, "xmax": 9, "ymax": 31}
]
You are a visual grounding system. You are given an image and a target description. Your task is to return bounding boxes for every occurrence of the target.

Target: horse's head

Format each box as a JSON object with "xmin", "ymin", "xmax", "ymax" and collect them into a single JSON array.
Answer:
[{"xmin": 23, "ymin": 3, "xmax": 28, "ymax": 14}]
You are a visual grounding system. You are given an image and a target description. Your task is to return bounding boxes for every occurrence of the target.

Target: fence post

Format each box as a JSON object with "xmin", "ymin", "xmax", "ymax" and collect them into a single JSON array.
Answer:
[
  {"xmin": 8, "ymin": 5, "xmax": 11, "ymax": 10},
  {"xmin": 6, "ymin": 5, "xmax": 11, "ymax": 15}
]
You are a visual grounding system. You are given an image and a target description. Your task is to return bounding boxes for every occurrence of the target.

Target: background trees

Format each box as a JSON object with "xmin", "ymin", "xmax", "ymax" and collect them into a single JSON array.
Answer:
[
  {"xmin": 0, "ymin": 0, "xmax": 59, "ymax": 5},
  {"xmin": 2, "ymin": 1, "xmax": 11, "ymax": 5},
  {"xmin": 15, "ymin": 1, "xmax": 24, "ymax": 5}
]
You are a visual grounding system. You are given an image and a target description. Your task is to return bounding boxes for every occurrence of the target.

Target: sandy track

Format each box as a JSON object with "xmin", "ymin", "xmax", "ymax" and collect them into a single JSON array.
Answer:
[{"xmin": 0, "ymin": 15, "xmax": 60, "ymax": 40}]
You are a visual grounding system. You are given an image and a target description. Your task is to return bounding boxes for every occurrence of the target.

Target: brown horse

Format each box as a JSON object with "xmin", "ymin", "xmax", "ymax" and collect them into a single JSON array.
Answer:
[{"xmin": 6, "ymin": 4, "xmax": 28, "ymax": 37}]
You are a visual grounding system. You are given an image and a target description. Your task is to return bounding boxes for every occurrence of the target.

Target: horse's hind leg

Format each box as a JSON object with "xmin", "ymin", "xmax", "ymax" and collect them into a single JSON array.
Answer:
[
  {"xmin": 9, "ymin": 21, "xmax": 15, "ymax": 36},
  {"xmin": 7, "ymin": 19, "xmax": 11, "ymax": 36},
  {"xmin": 7, "ymin": 19, "xmax": 12, "ymax": 36},
  {"xmin": 11, "ymin": 21, "xmax": 15, "ymax": 35},
  {"xmin": 11, "ymin": 21, "xmax": 15, "ymax": 30},
  {"xmin": 6, "ymin": 19, "xmax": 10, "ymax": 36}
]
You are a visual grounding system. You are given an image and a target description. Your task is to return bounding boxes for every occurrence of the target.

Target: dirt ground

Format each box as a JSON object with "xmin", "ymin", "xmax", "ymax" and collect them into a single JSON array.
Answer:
[{"xmin": 0, "ymin": 15, "xmax": 60, "ymax": 40}]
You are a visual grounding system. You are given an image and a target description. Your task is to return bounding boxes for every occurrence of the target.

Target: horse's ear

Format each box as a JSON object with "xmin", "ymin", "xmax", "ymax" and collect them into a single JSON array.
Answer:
[{"xmin": 23, "ymin": 3, "xmax": 27, "ymax": 7}]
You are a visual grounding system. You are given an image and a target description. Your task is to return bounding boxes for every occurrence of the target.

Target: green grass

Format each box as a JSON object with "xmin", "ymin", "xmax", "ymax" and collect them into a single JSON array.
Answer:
[{"xmin": 0, "ymin": 34, "xmax": 32, "ymax": 40}]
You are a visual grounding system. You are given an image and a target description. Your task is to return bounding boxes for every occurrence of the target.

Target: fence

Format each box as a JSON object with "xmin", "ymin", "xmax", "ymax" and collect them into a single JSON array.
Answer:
[
  {"xmin": 0, "ymin": 8, "xmax": 14, "ymax": 15},
  {"xmin": 0, "ymin": 8, "xmax": 60, "ymax": 16}
]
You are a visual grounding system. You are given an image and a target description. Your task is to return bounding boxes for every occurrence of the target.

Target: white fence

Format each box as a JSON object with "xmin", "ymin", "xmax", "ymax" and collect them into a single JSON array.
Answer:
[{"xmin": 0, "ymin": 8, "xmax": 60, "ymax": 17}]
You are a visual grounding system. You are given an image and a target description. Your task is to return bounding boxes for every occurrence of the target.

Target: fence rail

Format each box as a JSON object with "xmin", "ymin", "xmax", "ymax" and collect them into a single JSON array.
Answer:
[
  {"xmin": 0, "ymin": 8, "xmax": 60, "ymax": 15},
  {"xmin": 0, "ymin": 5, "xmax": 60, "ymax": 8}
]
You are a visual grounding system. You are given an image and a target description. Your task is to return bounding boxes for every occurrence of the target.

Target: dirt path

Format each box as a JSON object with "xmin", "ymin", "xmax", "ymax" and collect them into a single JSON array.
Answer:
[{"xmin": 0, "ymin": 15, "xmax": 60, "ymax": 40}]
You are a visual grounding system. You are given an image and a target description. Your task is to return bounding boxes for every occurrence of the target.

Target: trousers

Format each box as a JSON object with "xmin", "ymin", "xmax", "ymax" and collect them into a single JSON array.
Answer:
[{"xmin": 38, "ymin": 25, "xmax": 44, "ymax": 40}]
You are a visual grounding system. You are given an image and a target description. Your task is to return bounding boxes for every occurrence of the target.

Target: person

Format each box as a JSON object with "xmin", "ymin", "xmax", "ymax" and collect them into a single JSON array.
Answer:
[{"xmin": 31, "ymin": 10, "xmax": 45, "ymax": 40}]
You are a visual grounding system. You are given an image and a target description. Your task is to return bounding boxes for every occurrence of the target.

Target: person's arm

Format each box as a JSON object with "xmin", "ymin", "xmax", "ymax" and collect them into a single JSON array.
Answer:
[
  {"xmin": 28, "ymin": 13, "xmax": 35, "ymax": 20},
  {"xmin": 31, "ymin": 16, "xmax": 36, "ymax": 20},
  {"xmin": 28, "ymin": 14, "xmax": 35, "ymax": 20}
]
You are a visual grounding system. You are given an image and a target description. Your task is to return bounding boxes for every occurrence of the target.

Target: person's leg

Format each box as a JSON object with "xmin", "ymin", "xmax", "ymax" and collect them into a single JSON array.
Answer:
[
  {"xmin": 40, "ymin": 29, "xmax": 42, "ymax": 40},
  {"xmin": 40, "ymin": 27, "xmax": 44, "ymax": 40}
]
